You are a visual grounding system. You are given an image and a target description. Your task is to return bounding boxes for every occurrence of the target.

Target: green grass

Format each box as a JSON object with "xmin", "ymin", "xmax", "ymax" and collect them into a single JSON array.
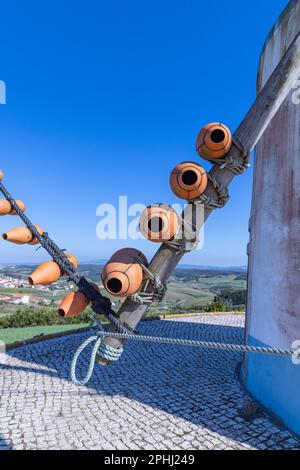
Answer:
[{"xmin": 0, "ymin": 323, "xmax": 89, "ymax": 344}]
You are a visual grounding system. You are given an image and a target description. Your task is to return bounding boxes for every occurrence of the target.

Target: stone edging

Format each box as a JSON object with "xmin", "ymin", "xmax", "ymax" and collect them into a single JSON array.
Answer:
[{"xmin": 159, "ymin": 311, "xmax": 245, "ymax": 320}]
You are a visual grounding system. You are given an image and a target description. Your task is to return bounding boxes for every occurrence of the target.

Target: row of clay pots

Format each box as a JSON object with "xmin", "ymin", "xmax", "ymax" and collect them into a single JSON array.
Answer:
[
  {"xmin": 137, "ymin": 123, "xmax": 232, "ymax": 242},
  {"xmin": 60, "ymin": 123, "xmax": 234, "ymax": 309},
  {"xmin": 0, "ymin": 123, "xmax": 233, "ymax": 317},
  {"xmin": 0, "ymin": 169, "xmax": 92, "ymax": 319},
  {"xmin": 169, "ymin": 122, "xmax": 232, "ymax": 201}
]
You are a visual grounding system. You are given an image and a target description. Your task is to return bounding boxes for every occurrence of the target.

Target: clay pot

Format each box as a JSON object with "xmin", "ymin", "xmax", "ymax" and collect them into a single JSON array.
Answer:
[
  {"xmin": 58, "ymin": 284, "xmax": 100, "ymax": 318},
  {"xmin": 196, "ymin": 122, "xmax": 232, "ymax": 159},
  {"xmin": 170, "ymin": 162, "xmax": 208, "ymax": 200},
  {"xmin": 109, "ymin": 248, "xmax": 148, "ymax": 266},
  {"xmin": 2, "ymin": 225, "xmax": 43, "ymax": 245},
  {"xmin": 0, "ymin": 199, "xmax": 26, "ymax": 216},
  {"xmin": 28, "ymin": 261, "xmax": 62, "ymax": 286},
  {"xmin": 28, "ymin": 253, "xmax": 78, "ymax": 286},
  {"xmin": 58, "ymin": 291, "xmax": 89, "ymax": 318},
  {"xmin": 102, "ymin": 248, "xmax": 147, "ymax": 297},
  {"xmin": 0, "ymin": 199, "xmax": 12, "ymax": 215},
  {"xmin": 139, "ymin": 204, "xmax": 180, "ymax": 243}
]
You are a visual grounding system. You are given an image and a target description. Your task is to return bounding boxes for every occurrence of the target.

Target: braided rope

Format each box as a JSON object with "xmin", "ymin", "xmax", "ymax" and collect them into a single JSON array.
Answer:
[
  {"xmin": 70, "ymin": 335, "xmax": 102, "ymax": 386},
  {"xmin": 195, "ymin": 174, "xmax": 230, "ymax": 210},
  {"xmin": 70, "ymin": 318, "xmax": 124, "ymax": 385},
  {"xmin": 164, "ymin": 210, "xmax": 199, "ymax": 254},
  {"xmin": 70, "ymin": 313, "xmax": 296, "ymax": 387},
  {"xmin": 131, "ymin": 261, "xmax": 167, "ymax": 305},
  {"xmin": 96, "ymin": 330, "xmax": 294, "ymax": 358}
]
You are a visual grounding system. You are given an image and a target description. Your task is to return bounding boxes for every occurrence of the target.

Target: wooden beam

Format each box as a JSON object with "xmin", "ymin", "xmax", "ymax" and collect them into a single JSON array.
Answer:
[{"xmin": 97, "ymin": 31, "xmax": 300, "ymax": 365}]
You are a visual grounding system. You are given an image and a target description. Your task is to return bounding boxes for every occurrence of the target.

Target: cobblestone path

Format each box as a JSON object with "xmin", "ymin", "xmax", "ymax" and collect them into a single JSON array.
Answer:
[{"xmin": 0, "ymin": 315, "xmax": 299, "ymax": 450}]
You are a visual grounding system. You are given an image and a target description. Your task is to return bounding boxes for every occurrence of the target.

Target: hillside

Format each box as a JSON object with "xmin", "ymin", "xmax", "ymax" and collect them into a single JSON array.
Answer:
[{"xmin": 0, "ymin": 264, "xmax": 247, "ymax": 315}]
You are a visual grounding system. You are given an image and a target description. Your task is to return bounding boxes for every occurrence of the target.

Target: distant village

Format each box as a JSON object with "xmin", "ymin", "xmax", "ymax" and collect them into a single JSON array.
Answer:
[{"xmin": 0, "ymin": 273, "xmax": 75, "ymax": 306}]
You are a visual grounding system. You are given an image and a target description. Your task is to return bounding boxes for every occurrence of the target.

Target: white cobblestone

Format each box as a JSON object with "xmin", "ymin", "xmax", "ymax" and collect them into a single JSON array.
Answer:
[{"xmin": 0, "ymin": 315, "xmax": 299, "ymax": 450}]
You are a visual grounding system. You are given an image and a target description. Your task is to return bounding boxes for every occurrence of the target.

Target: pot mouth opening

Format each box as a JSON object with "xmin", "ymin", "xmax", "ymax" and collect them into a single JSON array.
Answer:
[
  {"xmin": 107, "ymin": 277, "xmax": 123, "ymax": 294},
  {"xmin": 210, "ymin": 129, "xmax": 225, "ymax": 144}
]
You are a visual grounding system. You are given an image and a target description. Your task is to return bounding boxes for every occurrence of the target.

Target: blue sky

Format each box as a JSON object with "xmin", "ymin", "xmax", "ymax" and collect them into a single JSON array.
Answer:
[{"xmin": 0, "ymin": 0, "xmax": 288, "ymax": 266}]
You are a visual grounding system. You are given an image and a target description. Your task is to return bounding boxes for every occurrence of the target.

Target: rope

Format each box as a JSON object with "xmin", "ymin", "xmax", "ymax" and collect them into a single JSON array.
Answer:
[
  {"xmin": 195, "ymin": 174, "xmax": 229, "ymax": 210},
  {"xmin": 71, "ymin": 335, "xmax": 102, "ymax": 386},
  {"xmin": 165, "ymin": 210, "xmax": 199, "ymax": 254},
  {"xmin": 0, "ymin": 182, "xmax": 133, "ymax": 337},
  {"xmin": 70, "ymin": 312, "xmax": 296, "ymax": 386},
  {"xmin": 131, "ymin": 261, "xmax": 167, "ymax": 305},
  {"xmin": 96, "ymin": 330, "xmax": 294, "ymax": 358},
  {"xmin": 70, "ymin": 318, "xmax": 123, "ymax": 386}
]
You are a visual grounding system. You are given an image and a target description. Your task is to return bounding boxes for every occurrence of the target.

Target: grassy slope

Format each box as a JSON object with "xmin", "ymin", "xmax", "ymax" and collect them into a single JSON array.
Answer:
[
  {"xmin": 154, "ymin": 274, "xmax": 247, "ymax": 310},
  {"xmin": 0, "ymin": 323, "xmax": 89, "ymax": 344}
]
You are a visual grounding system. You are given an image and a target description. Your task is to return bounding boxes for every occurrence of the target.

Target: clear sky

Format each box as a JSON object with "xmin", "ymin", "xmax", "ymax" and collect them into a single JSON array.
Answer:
[{"xmin": 0, "ymin": 0, "xmax": 288, "ymax": 266}]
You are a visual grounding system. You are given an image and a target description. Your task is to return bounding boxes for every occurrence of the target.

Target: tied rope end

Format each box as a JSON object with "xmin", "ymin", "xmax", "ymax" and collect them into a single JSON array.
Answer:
[{"xmin": 70, "ymin": 326, "xmax": 124, "ymax": 386}]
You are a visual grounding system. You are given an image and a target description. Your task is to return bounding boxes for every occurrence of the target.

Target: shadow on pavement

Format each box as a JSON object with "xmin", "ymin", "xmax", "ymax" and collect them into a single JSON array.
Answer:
[{"xmin": 1, "ymin": 319, "xmax": 297, "ymax": 449}]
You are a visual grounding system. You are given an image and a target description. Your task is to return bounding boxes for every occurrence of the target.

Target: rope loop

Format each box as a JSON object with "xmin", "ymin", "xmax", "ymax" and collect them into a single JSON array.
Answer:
[
  {"xmin": 70, "ymin": 335, "xmax": 102, "ymax": 386},
  {"xmin": 70, "ymin": 323, "xmax": 124, "ymax": 386}
]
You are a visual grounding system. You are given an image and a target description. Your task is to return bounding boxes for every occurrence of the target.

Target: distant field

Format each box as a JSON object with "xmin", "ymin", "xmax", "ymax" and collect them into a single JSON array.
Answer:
[
  {"xmin": 0, "ymin": 324, "xmax": 89, "ymax": 344},
  {"xmin": 0, "ymin": 264, "xmax": 247, "ymax": 316},
  {"xmin": 150, "ymin": 272, "xmax": 247, "ymax": 312},
  {"xmin": 0, "ymin": 287, "xmax": 55, "ymax": 297}
]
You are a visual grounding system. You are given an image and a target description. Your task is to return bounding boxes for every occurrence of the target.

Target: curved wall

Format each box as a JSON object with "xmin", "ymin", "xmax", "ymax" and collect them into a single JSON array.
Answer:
[{"xmin": 243, "ymin": 0, "xmax": 300, "ymax": 435}]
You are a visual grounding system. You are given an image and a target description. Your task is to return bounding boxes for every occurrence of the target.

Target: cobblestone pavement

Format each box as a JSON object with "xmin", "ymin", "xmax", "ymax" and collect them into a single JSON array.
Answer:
[{"xmin": 0, "ymin": 315, "xmax": 299, "ymax": 450}]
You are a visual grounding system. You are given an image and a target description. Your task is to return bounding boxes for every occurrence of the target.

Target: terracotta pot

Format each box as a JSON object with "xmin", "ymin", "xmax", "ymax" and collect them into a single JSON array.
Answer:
[
  {"xmin": 58, "ymin": 284, "xmax": 99, "ymax": 318},
  {"xmin": 0, "ymin": 199, "xmax": 13, "ymax": 215},
  {"xmin": 0, "ymin": 170, "xmax": 4, "ymax": 181},
  {"xmin": 28, "ymin": 253, "xmax": 78, "ymax": 286},
  {"xmin": 102, "ymin": 248, "xmax": 147, "ymax": 297},
  {"xmin": 109, "ymin": 248, "xmax": 148, "ymax": 266},
  {"xmin": 196, "ymin": 122, "xmax": 232, "ymax": 159},
  {"xmin": 2, "ymin": 225, "xmax": 43, "ymax": 245},
  {"xmin": 58, "ymin": 291, "xmax": 89, "ymax": 318},
  {"xmin": 170, "ymin": 162, "xmax": 208, "ymax": 200},
  {"xmin": 139, "ymin": 204, "xmax": 180, "ymax": 242},
  {"xmin": 28, "ymin": 261, "xmax": 62, "ymax": 286},
  {"xmin": 9, "ymin": 200, "xmax": 26, "ymax": 215}
]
